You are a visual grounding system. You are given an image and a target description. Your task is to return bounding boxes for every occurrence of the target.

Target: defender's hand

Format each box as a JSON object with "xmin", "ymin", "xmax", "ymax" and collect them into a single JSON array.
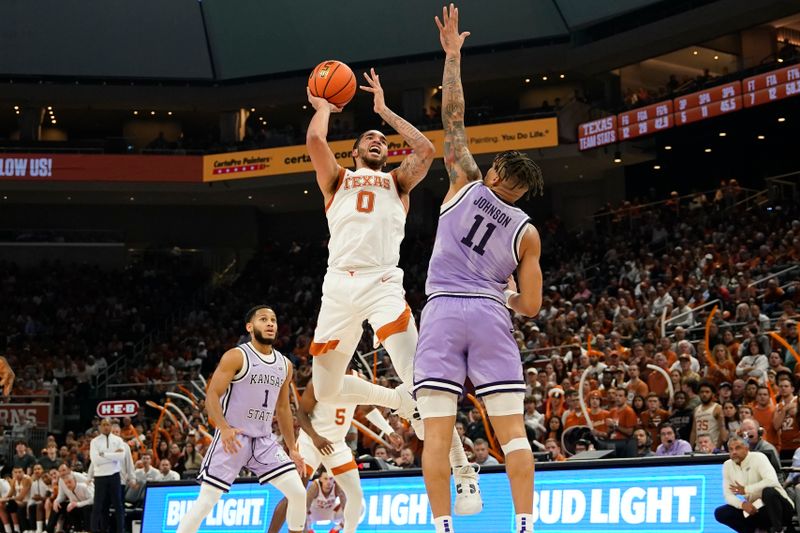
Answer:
[{"xmin": 435, "ymin": 4, "xmax": 470, "ymax": 56}]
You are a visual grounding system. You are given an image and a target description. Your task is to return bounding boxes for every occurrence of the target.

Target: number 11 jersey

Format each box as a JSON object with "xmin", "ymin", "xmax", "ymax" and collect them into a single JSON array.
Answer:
[
  {"xmin": 325, "ymin": 166, "xmax": 407, "ymax": 272},
  {"xmin": 426, "ymin": 181, "xmax": 530, "ymax": 303}
]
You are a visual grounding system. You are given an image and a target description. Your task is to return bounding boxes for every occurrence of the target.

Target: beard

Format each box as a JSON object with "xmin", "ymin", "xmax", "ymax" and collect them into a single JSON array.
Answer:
[
  {"xmin": 359, "ymin": 148, "xmax": 387, "ymax": 170},
  {"xmin": 253, "ymin": 330, "xmax": 275, "ymax": 345}
]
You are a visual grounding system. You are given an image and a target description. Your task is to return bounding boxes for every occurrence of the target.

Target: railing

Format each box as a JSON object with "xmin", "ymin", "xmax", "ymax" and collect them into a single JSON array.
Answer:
[
  {"xmin": 748, "ymin": 265, "xmax": 799, "ymax": 288},
  {"xmin": 662, "ymin": 299, "xmax": 720, "ymax": 335}
]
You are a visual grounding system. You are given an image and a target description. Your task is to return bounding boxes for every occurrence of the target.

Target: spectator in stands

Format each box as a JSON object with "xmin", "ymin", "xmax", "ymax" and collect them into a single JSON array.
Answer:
[
  {"xmin": 723, "ymin": 401, "xmax": 741, "ymax": 435},
  {"xmin": 473, "ymin": 439, "xmax": 499, "ymax": 467},
  {"xmin": 737, "ymin": 339, "xmax": 769, "ymax": 383},
  {"xmin": 394, "ymin": 448, "xmax": 418, "ymax": 469},
  {"xmin": 455, "ymin": 421, "xmax": 476, "ymax": 462},
  {"xmin": 182, "ymin": 441, "xmax": 203, "ymax": 475},
  {"xmin": 633, "ymin": 428, "xmax": 655, "ymax": 457},
  {"xmin": 155, "ymin": 459, "xmax": 180, "ymax": 482},
  {"xmin": 12, "ymin": 442, "xmax": 35, "ymax": 476},
  {"xmin": 544, "ymin": 439, "xmax": 566, "ymax": 462},
  {"xmin": 751, "ymin": 386, "xmax": 779, "ymax": 446},
  {"xmin": 545, "ymin": 416, "xmax": 564, "ymax": 443},
  {"xmin": 707, "ymin": 345, "xmax": 737, "ymax": 386},
  {"xmin": 640, "ymin": 394, "xmax": 669, "ymax": 447},
  {"xmin": 696, "ymin": 435, "xmax": 720, "ymax": 454},
  {"xmin": 715, "ymin": 435, "xmax": 794, "ymax": 533},
  {"xmin": 37, "ymin": 445, "xmax": 59, "ymax": 473},
  {"xmin": 738, "ymin": 419, "xmax": 781, "ymax": 475},
  {"xmin": 128, "ymin": 451, "xmax": 159, "ymax": 506},
  {"xmin": 655, "ymin": 423, "xmax": 692, "ymax": 456}
]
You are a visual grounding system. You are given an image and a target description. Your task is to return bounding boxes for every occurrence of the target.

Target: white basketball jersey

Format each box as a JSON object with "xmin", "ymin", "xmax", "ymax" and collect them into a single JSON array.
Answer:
[
  {"xmin": 308, "ymin": 400, "xmax": 356, "ymax": 442},
  {"xmin": 311, "ymin": 479, "xmax": 339, "ymax": 512},
  {"xmin": 325, "ymin": 166, "xmax": 407, "ymax": 271}
]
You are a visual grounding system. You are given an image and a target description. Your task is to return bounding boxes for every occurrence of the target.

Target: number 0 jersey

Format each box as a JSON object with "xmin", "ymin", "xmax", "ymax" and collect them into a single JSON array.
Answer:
[
  {"xmin": 426, "ymin": 181, "xmax": 530, "ymax": 304},
  {"xmin": 325, "ymin": 166, "xmax": 407, "ymax": 271},
  {"xmin": 221, "ymin": 343, "xmax": 288, "ymax": 438}
]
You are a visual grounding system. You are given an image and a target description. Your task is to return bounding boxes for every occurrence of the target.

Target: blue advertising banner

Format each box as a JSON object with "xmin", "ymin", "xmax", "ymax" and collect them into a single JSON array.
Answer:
[{"xmin": 143, "ymin": 461, "xmax": 729, "ymax": 532}]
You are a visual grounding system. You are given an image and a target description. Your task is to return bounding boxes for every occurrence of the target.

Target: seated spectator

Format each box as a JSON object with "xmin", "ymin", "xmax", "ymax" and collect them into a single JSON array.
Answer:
[
  {"xmin": 394, "ymin": 447, "xmax": 418, "ymax": 469},
  {"xmin": 155, "ymin": 459, "xmax": 180, "ymax": 482},
  {"xmin": 633, "ymin": 428, "xmax": 655, "ymax": 457},
  {"xmin": 738, "ymin": 419, "xmax": 781, "ymax": 474},
  {"xmin": 544, "ymin": 439, "xmax": 566, "ymax": 462},
  {"xmin": 655, "ymin": 423, "xmax": 692, "ymax": 456},
  {"xmin": 126, "ymin": 452, "xmax": 159, "ymax": 504},
  {"xmin": 696, "ymin": 435, "xmax": 721, "ymax": 454},
  {"xmin": 37, "ymin": 445, "xmax": 60, "ymax": 473},
  {"xmin": 12, "ymin": 441, "xmax": 35, "ymax": 475},
  {"xmin": 182, "ymin": 441, "xmax": 204, "ymax": 475},
  {"xmin": 473, "ymin": 439, "xmax": 499, "ymax": 467}
]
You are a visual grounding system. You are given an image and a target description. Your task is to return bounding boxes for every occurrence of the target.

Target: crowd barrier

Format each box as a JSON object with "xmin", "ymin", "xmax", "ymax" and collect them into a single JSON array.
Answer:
[{"xmin": 143, "ymin": 454, "xmax": 730, "ymax": 532}]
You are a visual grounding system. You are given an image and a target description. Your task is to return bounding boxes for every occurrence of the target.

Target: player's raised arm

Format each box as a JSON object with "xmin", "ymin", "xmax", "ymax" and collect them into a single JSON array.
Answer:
[
  {"xmin": 360, "ymin": 68, "xmax": 435, "ymax": 193},
  {"xmin": 206, "ymin": 349, "xmax": 244, "ymax": 454},
  {"xmin": 507, "ymin": 225, "xmax": 543, "ymax": 317},
  {"xmin": 436, "ymin": 4, "xmax": 480, "ymax": 192},
  {"xmin": 306, "ymin": 89, "xmax": 343, "ymax": 202}
]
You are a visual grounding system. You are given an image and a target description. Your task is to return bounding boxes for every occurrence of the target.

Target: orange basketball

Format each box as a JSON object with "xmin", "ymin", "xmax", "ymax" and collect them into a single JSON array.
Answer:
[{"xmin": 308, "ymin": 60, "xmax": 357, "ymax": 108}]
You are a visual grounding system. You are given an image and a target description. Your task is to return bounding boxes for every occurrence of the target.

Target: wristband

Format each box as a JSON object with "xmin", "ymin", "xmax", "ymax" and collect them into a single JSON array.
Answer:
[{"xmin": 504, "ymin": 289, "xmax": 518, "ymax": 308}]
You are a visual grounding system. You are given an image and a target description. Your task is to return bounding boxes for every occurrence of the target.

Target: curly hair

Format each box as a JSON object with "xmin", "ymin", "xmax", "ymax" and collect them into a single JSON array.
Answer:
[{"xmin": 492, "ymin": 150, "xmax": 544, "ymax": 198}]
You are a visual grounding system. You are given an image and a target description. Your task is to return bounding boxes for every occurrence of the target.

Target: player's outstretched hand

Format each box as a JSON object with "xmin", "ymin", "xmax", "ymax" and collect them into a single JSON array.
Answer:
[
  {"xmin": 312, "ymin": 435, "xmax": 335, "ymax": 456},
  {"xmin": 435, "ymin": 3, "xmax": 470, "ymax": 56},
  {"xmin": 220, "ymin": 427, "xmax": 242, "ymax": 454},
  {"xmin": 306, "ymin": 87, "xmax": 343, "ymax": 113},
  {"xmin": 290, "ymin": 447, "xmax": 305, "ymax": 473},
  {"xmin": 359, "ymin": 68, "xmax": 386, "ymax": 115}
]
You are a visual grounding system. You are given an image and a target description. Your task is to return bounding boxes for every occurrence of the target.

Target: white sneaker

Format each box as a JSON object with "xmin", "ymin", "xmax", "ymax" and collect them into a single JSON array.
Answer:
[
  {"xmin": 453, "ymin": 463, "xmax": 483, "ymax": 515},
  {"xmin": 393, "ymin": 383, "xmax": 424, "ymax": 439}
]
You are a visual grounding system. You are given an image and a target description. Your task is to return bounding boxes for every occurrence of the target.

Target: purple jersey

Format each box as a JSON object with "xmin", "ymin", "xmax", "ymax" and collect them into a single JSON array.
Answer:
[
  {"xmin": 221, "ymin": 343, "xmax": 288, "ymax": 438},
  {"xmin": 426, "ymin": 181, "xmax": 530, "ymax": 304}
]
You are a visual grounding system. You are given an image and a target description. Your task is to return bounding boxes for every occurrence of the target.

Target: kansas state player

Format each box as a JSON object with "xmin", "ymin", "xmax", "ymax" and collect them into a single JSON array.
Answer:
[
  {"xmin": 177, "ymin": 306, "xmax": 307, "ymax": 533},
  {"xmin": 413, "ymin": 5, "xmax": 545, "ymax": 533}
]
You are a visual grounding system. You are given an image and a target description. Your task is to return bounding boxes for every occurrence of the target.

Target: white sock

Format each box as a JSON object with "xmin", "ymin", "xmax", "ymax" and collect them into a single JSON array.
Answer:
[
  {"xmin": 333, "ymin": 469, "xmax": 363, "ymax": 533},
  {"xmin": 434, "ymin": 515, "xmax": 454, "ymax": 533},
  {"xmin": 3, "ymin": 524, "xmax": 10, "ymax": 533},
  {"xmin": 340, "ymin": 375, "xmax": 400, "ymax": 409},
  {"xmin": 449, "ymin": 429, "xmax": 470, "ymax": 468},
  {"xmin": 516, "ymin": 513, "xmax": 533, "ymax": 532},
  {"xmin": 37, "ymin": 521, "xmax": 44, "ymax": 533}
]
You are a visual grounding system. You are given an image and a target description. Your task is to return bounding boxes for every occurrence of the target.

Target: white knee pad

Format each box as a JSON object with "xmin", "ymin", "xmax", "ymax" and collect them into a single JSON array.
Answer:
[
  {"xmin": 484, "ymin": 392, "xmax": 524, "ymax": 417},
  {"xmin": 270, "ymin": 471, "xmax": 307, "ymax": 532},
  {"xmin": 416, "ymin": 389, "xmax": 458, "ymax": 419},
  {"xmin": 501, "ymin": 437, "xmax": 531, "ymax": 455}
]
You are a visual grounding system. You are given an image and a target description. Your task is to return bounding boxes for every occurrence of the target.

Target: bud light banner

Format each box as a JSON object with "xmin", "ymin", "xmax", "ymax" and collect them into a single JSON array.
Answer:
[{"xmin": 143, "ymin": 460, "xmax": 728, "ymax": 532}]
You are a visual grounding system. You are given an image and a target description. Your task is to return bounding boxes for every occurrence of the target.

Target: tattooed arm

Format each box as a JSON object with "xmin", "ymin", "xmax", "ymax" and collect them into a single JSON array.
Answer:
[
  {"xmin": 436, "ymin": 4, "xmax": 480, "ymax": 197},
  {"xmin": 361, "ymin": 68, "xmax": 435, "ymax": 194}
]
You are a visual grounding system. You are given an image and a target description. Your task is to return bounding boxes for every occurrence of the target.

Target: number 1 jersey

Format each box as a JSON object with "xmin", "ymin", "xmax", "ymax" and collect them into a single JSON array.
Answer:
[
  {"xmin": 221, "ymin": 342, "xmax": 288, "ymax": 438},
  {"xmin": 325, "ymin": 166, "xmax": 406, "ymax": 271},
  {"xmin": 426, "ymin": 181, "xmax": 530, "ymax": 304}
]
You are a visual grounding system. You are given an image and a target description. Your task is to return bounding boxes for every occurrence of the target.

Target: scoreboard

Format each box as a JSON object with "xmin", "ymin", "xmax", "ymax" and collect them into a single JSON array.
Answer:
[{"xmin": 578, "ymin": 62, "xmax": 799, "ymax": 150}]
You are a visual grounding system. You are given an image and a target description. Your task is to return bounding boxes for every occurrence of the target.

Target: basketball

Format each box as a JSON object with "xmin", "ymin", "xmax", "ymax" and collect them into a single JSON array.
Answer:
[{"xmin": 308, "ymin": 60, "xmax": 357, "ymax": 108}]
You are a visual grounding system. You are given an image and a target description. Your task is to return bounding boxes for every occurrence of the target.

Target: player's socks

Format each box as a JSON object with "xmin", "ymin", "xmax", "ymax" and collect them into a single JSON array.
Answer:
[
  {"xmin": 36, "ymin": 521, "xmax": 44, "ymax": 533},
  {"xmin": 340, "ymin": 375, "xmax": 401, "ymax": 409},
  {"xmin": 449, "ymin": 429, "xmax": 469, "ymax": 467},
  {"xmin": 434, "ymin": 515, "xmax": 454, "ymax": 533},
  {"xmin": 516, "ymin": 513, "xmax": 533, "ymax": 532}
]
